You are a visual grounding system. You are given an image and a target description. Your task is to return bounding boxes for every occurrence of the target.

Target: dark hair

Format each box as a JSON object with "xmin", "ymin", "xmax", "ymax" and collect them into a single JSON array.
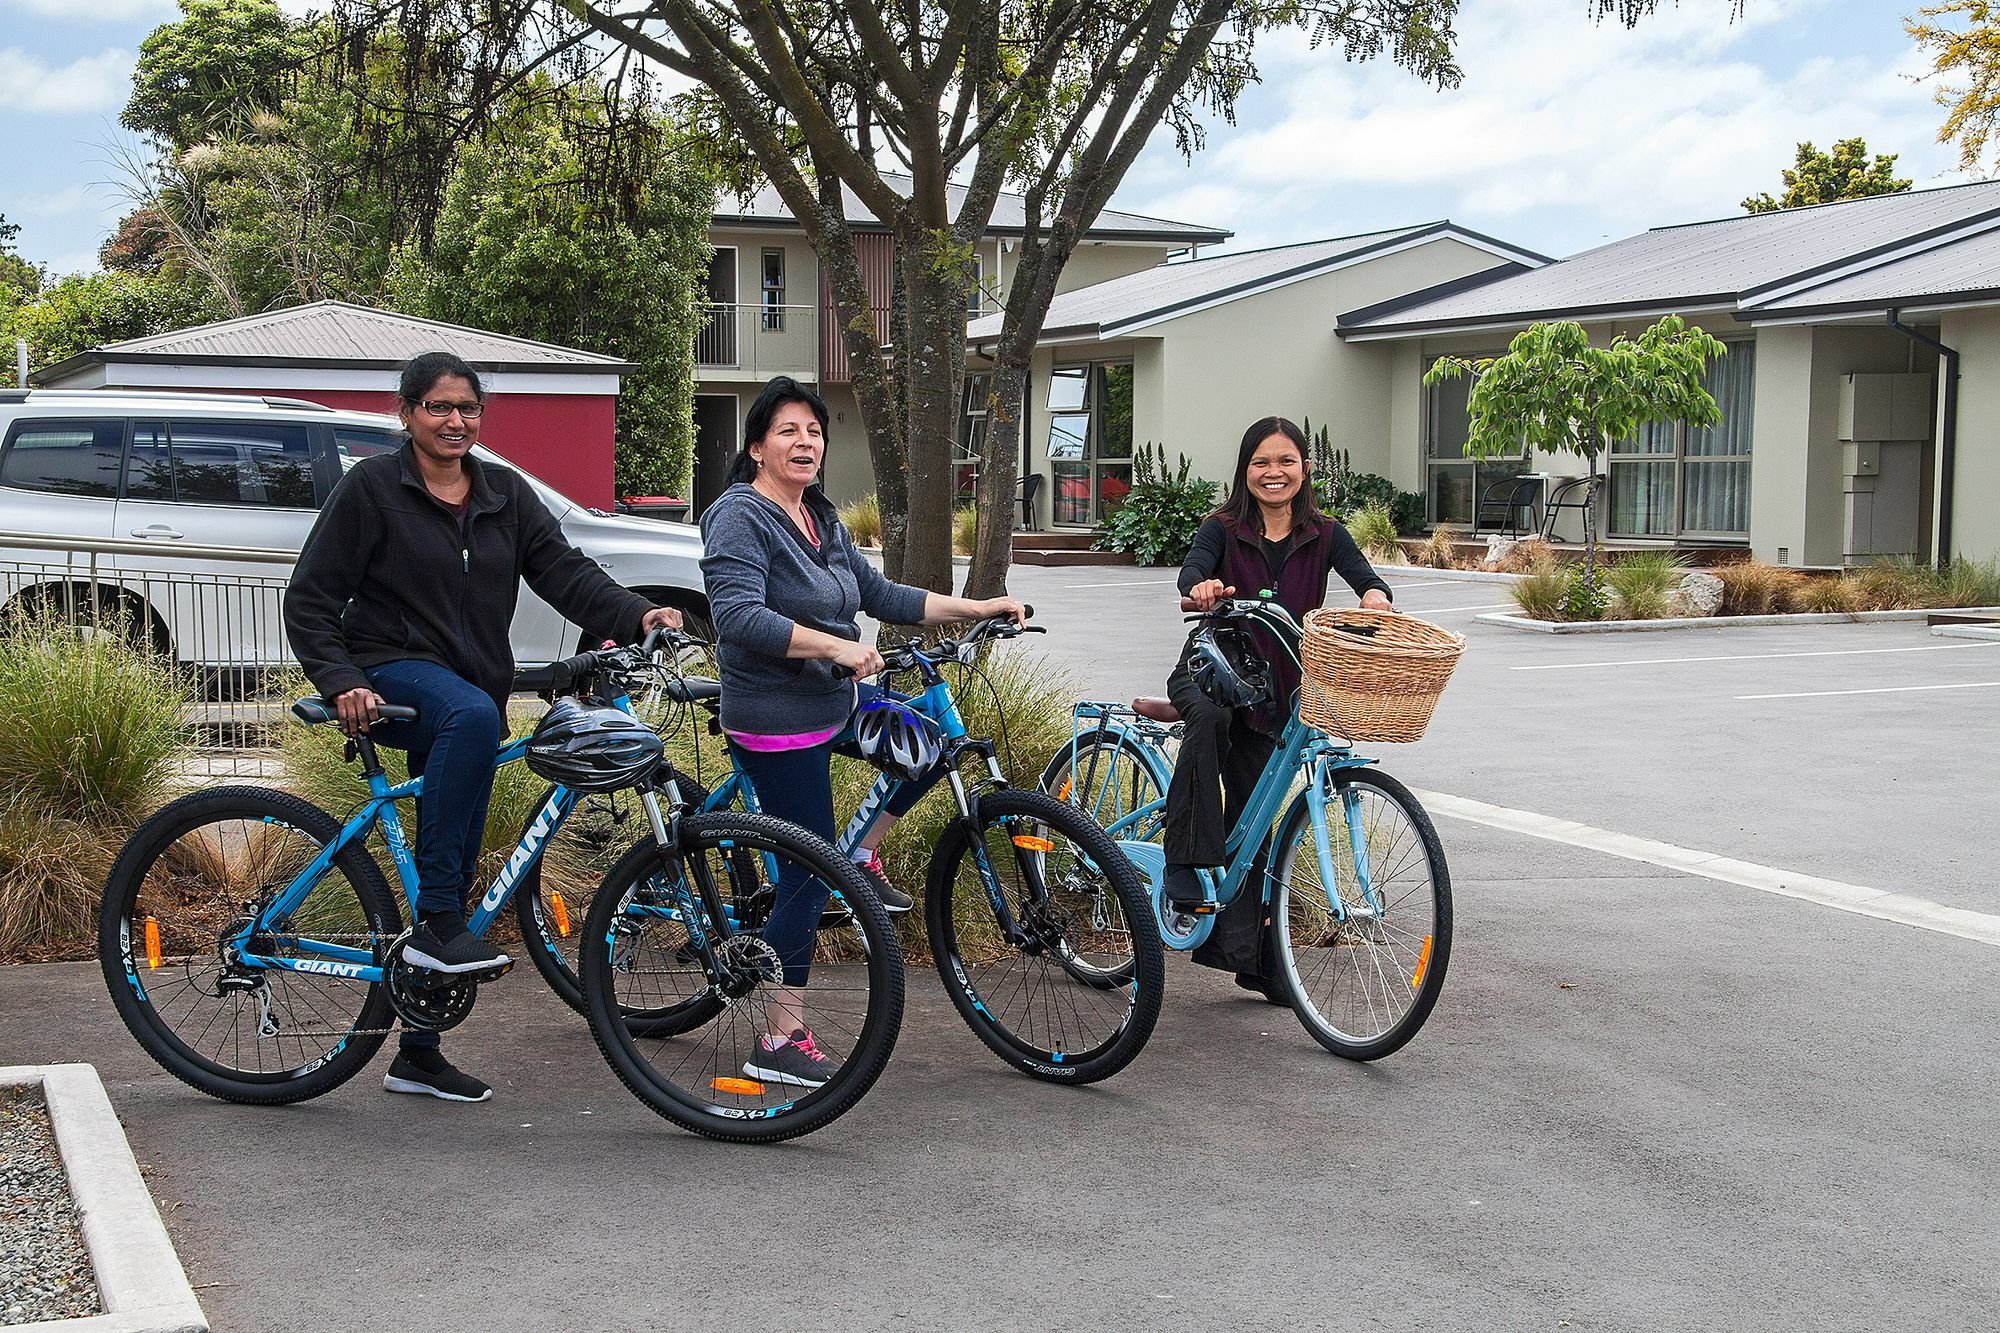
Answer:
[
  {"xmin": 728, "ymin": 375, "xmax": 830, "ymax": 484},
  {"xmin": 398, "ymin": 351, "xmax": 484, "ymax": 406},
  {"xmin": 1209, "ymin": 416, "xmax": 1321, "ymax": 533}
]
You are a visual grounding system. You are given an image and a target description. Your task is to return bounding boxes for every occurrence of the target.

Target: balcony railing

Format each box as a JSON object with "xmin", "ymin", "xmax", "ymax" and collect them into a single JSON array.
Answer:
[{"xmin": 695, "ymin": 302, "xmax": 820, "ymax": 374}]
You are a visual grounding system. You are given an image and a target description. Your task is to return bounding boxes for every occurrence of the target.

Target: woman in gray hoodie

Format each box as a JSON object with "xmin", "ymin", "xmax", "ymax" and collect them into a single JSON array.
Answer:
[{"xmin": 700, "ymin": 375, "xmax": 1021, "ymax": 1089}]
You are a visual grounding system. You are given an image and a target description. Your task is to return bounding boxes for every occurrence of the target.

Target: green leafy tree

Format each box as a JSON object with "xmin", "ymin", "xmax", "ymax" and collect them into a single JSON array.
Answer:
[
  {"xmin": 1742, "ymin": 138, "xmax": 1912, "ymax": 213},
  {"xmin": 391, "ymin": 126, "xmax": 713, "ymax": 497},
  {"xmin": 1423, "ymin": 316, "xmax": 1726, "ymax": 579},
  {"xmin": 8, "ymin": 271, "xmax": 222, "ymax": 375},
  {"xmin": 1910, "ymin": 1, "xmax": 2000, "ymax": 172},
  {"xmin": 0, "ymin": 213, "xmax": 41, "ymax": 304},
  {"xmin": 124, "ymin": 0, "xmax": 305, "ymax": 151}
]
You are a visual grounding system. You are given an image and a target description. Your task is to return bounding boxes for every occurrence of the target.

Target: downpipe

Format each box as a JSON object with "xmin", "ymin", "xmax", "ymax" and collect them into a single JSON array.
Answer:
[{"xmin": 1887, "ymin": 309, "xmax": 1959, "ymax": 568}]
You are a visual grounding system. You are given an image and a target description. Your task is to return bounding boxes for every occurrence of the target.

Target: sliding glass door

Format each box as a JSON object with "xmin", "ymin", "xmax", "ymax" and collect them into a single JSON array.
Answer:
[
  {"xmin": 1047, "ymin": 362, "xmax": 1134, "ymax": 525},
  {"xmin": 1609, "ymin": 342, "xmax": 1754, "ymax": 539}
]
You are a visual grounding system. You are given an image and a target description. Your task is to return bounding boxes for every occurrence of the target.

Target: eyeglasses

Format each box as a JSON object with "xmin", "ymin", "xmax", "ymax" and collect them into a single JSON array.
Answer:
[{"xmin": 416, "ymin": 400, "xmax": 485, "ymax": 419}]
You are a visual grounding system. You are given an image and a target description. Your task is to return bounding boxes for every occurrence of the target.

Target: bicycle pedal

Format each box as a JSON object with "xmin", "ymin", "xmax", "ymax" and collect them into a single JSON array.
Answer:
[
  {"xmin": 1186, "ymin": 902, "xmax": 1218, "ymax": 916},
  {"xmin": 470, "ymin": 960, "xmax": 514, "ymax": 983}
]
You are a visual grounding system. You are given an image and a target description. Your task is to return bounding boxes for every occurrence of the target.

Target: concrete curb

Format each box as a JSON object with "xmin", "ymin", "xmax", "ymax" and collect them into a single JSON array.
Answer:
[
  {"xmin": 1377, "ymin": 565, "xmax": 1525, "ymax": 585},
  {"xmin": 1474, "ymin": 607, "xmax": 2000, "ymax": 634},
  {"xmin": 1932, "ymin": 624, "xmax": 2000, "ymax": 641},
  {"xmin": 0, "ymin": 1064, "xmax": 207, "ymax": 1333}
]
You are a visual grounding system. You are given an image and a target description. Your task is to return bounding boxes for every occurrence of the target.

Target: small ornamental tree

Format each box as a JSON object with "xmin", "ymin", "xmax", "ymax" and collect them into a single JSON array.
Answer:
[{"xmin": 1423, "ymin": 316, "xmax": 1726, "ymax": 580}]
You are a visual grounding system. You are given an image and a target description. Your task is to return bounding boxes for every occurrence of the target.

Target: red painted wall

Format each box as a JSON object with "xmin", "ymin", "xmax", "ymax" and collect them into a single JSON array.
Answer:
[{"xmin": 154, "ymin": 385, "xmax": 620, "ymax": 510}]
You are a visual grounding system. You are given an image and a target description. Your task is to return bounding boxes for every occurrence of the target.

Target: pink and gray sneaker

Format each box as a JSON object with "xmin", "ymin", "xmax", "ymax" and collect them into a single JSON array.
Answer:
[
  {"xmin": 854, "ymin": 851, "xmax": 913, "ymax": 913},
  {"xmin": 742, "ymin": 1029, "xmax": 842, "ymax": 1088}
]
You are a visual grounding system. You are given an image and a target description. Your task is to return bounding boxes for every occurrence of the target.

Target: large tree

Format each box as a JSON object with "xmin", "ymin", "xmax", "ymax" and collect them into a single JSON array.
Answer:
[
  {"xmin": 1742, "ymin": 137, "xmax": 1912, "ymax": 213},
  {"xmin": 1910, "ymin": 1, "xmax": 2000, "ymax": 172}
]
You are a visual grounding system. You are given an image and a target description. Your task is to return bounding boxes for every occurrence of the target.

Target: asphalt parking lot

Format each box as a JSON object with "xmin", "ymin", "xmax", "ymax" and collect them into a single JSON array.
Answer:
[{"xmin": 4, "ymin": 560, "xmax": 1997, "ymax": 1330}]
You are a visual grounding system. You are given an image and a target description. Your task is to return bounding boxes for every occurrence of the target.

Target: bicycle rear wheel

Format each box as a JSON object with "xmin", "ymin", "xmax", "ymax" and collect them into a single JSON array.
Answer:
[
  {"xmin": 1039, "ymin": 731, "xmax": 1167, "ymax": 843},
  {"xmin": 98, "ymin": 787, "xmax": 400, "ymax": 1104},
  {"xmin": 579, "ymin": 812, "xmax": 902, "ymax": 1143},
  {"xmin": 925, "ymin": 788, "xmax": 1163, "ymax": 1083},
  {"xmin": 1267, "ymin": 768, "xmax": 1451, "ymax": 1060}
]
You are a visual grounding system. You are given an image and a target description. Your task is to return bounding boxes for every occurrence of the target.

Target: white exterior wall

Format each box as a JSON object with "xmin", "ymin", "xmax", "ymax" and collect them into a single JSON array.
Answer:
[{"xmin": 1937, "ymin": 308, "xmax": 2000, "ymax": 564}]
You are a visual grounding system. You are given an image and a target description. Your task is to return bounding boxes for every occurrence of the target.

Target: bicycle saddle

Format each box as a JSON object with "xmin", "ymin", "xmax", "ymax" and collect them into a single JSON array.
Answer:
[
  {"xmin": 290, "ymin": 696, "xmax": 419, "ymax": 726},
  {"xmin": 1131, "ymin": 697, "xmax": 1181, "ymax": 724}
]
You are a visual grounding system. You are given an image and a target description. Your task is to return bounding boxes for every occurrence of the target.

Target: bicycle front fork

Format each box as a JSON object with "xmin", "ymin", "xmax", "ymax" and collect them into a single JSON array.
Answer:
[{"xmin": 1302, "ymin": 760, "xmax": 1381, "ymax": 922}]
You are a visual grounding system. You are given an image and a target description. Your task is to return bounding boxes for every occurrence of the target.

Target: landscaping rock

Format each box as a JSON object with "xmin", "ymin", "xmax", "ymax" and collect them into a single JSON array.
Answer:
[
  {"xmin": 1670, "ymin": 571, "xmax": 1725, "ymax": 617},
  {"xmin": 1482, "ymin": 535, "xmax": 1517, "ymax": 570}
]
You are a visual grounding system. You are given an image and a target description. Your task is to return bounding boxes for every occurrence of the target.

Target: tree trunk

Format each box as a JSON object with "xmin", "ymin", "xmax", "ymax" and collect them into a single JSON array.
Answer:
[
  {"xmin": 896, "ymin": 226, "xmax": 966, "ymax": 597},
  {"xmin": 962, "ymin": 359, "xmax": 1020, "ymax": 599}
]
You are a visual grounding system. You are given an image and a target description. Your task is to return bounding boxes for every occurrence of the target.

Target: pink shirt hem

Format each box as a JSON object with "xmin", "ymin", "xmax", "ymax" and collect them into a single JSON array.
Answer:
[{"xmin": 726, "ymin": 723, "xmax": 843, "ymax": 752}]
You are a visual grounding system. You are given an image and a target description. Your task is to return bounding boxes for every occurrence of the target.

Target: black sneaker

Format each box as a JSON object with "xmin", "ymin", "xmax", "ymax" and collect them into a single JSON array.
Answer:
[
  {"xmin": 383, "ymin": 1049, "xmax": 492, "ymax": 1102},
  {"xmin": 1235, "ymin": 972, "xmax": 1289, "ymax": 1007},
  {"xmin": 741, "ymin": 1029, "xmax": 842, "ymax": 1089},
  {"xmin": 403, "ymin": 914, "xmax": 509, "ymax": 974},
  {"xmin": 855, "ymin": 852, "xmax": 913, "ymax": 913},
  {"xmin": 1164, "ymin": 864, "xmax": 1207, "ymax": 912}
]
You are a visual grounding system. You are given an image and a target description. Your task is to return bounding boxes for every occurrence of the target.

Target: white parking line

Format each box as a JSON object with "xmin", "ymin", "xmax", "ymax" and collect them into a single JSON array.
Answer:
[
  {"xmin": 1737, "ymin": 681, "xmax": 2000, "ymax": 700},
  {"xmin": 1411, "ymin": 788, "xmax": 2000, "ymax": 947},
  {"xmin": 1382, "ymin": 580, "xmax": 1459, "ymax": 592},
  {"xmin": 1061, "ymin": 577, "xmax": 1180, "ymax": 589},
  {"xmin": 1414, "ymin": 603, "xmax": 1515, "ymax": 614},
  {"xmin": 1515, "ymin": 642, "xmax": 2000, "ymax": 671}
]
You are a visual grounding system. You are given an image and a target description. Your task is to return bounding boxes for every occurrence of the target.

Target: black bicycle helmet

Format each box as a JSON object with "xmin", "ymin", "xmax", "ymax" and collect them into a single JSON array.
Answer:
[
  {"xmin": 525, "ymin": 699, "xmax": 664, "ymax": 792},
  {"xmin": 1187, "ymin": 625, "xmax": 1272, "ymax": 710},
  {"xmin": 851, "ymin": 697, "xmax": 943, "ymax": 782}
]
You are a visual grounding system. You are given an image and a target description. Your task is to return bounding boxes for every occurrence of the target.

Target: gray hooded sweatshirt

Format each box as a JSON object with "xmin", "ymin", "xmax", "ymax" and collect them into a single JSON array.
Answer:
[{"xmin": 699, "ymin": 482, "xmax": 928, "ymax": 736}]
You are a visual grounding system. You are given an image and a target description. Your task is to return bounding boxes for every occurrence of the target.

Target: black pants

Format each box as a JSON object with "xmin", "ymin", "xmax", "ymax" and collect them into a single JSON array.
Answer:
[{"xmin": 1164, "ymin": 661, "xmax": 1277, "ymax": 976}]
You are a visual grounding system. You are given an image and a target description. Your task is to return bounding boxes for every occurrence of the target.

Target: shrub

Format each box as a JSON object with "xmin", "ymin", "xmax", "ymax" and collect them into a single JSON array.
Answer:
[
  {"xmin": 1093, "ymin": 443, "xmax": 1217, "ymax": 566},
  {"xmin": 1605, "ymin": 550, "xmax": 1686, "ymax": 620},
  {"xmin": 953, "ymin": 505, "xmax": 978, "ymax": 557},
  {"xmin": 1511, "ymin": 564, "xmax": 1571, "ymax": 621},
  {"xmin": 839, "ymin": 492, "xmax": 882, "ymax": 547},
  {"xmin": 1413, "ymin": 525, "xmax": 1461, "ymax": 569},
  {"xmin": 0, "ymin": 609, "xmax": 190, "ymax": 821},
  {"xmin": 1562, "ymin": 565, "xmax": 1609, "ymax": 621},
  {"xmin": 1716, "ymin": 561, "xmax": 1804, "ymax": 615},
  {"xmin": 1345, "ymin": 504, "xmax": 1403, "ymax": 562},
  {"xmin": 1388, "ymin": 491, "xmax": 1427, "ymax": 537}
]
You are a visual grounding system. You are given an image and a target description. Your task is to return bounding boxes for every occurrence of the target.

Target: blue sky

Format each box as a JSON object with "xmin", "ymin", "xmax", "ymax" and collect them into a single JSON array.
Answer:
[{"xmin": 0, "ymin": 0, "xmax": 1974, "ymax": 277}]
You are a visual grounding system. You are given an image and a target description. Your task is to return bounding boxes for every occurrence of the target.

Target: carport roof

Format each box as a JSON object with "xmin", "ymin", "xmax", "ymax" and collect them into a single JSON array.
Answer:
[
  {"xmin": 31, "ymin": 300, "xmax": 639, "ymax": 385},
  {"xmin": 1340, "ymin": 179, "xmax": 2000, "ymax": 338},
  {"xmin": 967, "ymin": 222, "xmax": 1549, "ymax": 344},
  {"xmin": 1739, "ymin": 220, "xmax": 2000, "ymax": 320}
]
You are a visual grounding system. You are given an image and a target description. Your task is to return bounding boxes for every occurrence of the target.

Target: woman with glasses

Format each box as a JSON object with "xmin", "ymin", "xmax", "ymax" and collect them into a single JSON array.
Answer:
[{"xmin": 285, "ymin": 350, "xmax": 682, "ymax": 1103}]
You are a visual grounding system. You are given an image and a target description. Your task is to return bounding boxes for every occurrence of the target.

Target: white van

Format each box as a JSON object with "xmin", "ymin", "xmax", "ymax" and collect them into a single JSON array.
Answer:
[{"xmin": 0, "ymin": 389, "xmax": 708, "ymax": 670}]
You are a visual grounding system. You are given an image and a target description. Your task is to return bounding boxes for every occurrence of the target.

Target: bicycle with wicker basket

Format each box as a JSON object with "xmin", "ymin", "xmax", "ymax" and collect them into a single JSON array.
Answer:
[{"xmin": 1040, "ymin": 598, "xmax": 1462, "ymax": 1059}]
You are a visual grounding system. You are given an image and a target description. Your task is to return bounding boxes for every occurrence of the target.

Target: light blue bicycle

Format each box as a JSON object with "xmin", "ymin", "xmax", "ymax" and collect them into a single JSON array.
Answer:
[{"xmin": 1039, "ymin": 597, "xmax": 1452, "ymax": 1060}]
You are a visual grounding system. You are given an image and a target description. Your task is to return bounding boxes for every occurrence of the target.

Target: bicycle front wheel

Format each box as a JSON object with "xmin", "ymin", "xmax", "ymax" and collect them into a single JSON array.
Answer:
[
  {"xmin": 579, "ymin": 812, "xmax": 903, "ymax": 1143},
  {"xmin": 98, "ymin": 787, "xmax": 400, "ymax": 1104},
  {"xmin": 1268, "ymin": 767, "xmax": 1452, "ymax": 1060},
  {"xmin": 925, "ymin": 788, "xmax": 1163, "ymax": 1084}
]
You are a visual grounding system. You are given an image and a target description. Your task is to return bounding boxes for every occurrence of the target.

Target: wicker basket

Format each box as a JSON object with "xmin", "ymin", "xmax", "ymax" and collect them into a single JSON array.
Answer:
[{"xmin": 1297, "ymin": 607, "xmax": 1464, "ymax": 743}]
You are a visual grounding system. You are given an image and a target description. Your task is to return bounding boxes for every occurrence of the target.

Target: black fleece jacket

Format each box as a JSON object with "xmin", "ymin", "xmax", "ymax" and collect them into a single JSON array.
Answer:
[{"xmin": 284, "ymin": 443, "xmax": 652, "ymax": 709}]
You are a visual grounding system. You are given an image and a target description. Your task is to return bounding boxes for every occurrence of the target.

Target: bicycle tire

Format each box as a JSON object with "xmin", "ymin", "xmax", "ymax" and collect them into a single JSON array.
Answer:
[
  {"xmin": 99, "ymin": 786, "xmax": 400, "ymax": 1104},
  {"xmin": 1038, "ymin": 730, "xmax": 1168, "ymax": 844},
  {"xmin": 1266, "ymin": 767, "xmax": 1452, "ymax": 1061},
  {"xmin": 579, "ymin": 812, "xmax": 903, "ymax": 1143},
  {"xmin": 925, "ymin": 788, "xmax": 1163, "ymax": 1084}
]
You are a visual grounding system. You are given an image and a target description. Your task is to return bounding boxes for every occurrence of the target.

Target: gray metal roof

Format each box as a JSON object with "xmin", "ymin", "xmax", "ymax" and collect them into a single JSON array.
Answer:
[
  {"xmin": 1741, "ymin": 222, "xmax": 2000, "ymax": 318},
  {"xmin": 967, "ymin": 224, "xmax": 1544, "ymax": 341},
  {"xmin": 1341, "ymin": 180, "xmax": 2000, "ymax": 336},
  {"xmin": 37, "ymin": 301, "xmax": 637, "ymax": 379},
  {"xmin": 714, "ymin": 173, "xmax": 1231, "ymax": 244}
]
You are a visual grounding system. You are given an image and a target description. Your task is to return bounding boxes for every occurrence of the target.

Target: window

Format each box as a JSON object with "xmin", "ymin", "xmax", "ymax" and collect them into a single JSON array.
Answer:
[
  {"xmin": 761, "ymin": 248, "xmax": 785, "ymax": 332},
  {"xmin": 957, "ymin": 373, "xmax": 991, "ymax": 499},
  {"xmin": 0, "ymin": 419, "xmax": 125, "ymax": 498},
  {"xmin": 967, "ymin": 254, "xmax": 984, "ymax": 316},
  {"xmin": 1424, "ymin": 357, "xmax": 1525, "ymax": 526},
  {"xmin": 1608, "ymin": 342, "xmax": 1755, "ymax": 539},
  {"xmin": 1045, "ymin": 363, "xmax": 1134, "ymax": 525},
  {"xmin": 333, "ymin": 427, "xmax": 402, "ymax": 472},
  {"xmin": 122, "ymin": 420, "xmax": 314, "ymax": 508}
]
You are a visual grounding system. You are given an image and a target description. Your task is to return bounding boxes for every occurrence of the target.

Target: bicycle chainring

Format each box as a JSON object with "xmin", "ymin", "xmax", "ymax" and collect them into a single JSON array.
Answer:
[{"xmin": 383, "ymin": 929, "xmax": 479, "ymax": 1032}]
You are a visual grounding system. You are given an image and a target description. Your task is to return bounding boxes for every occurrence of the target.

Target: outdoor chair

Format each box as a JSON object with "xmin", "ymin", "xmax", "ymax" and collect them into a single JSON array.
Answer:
[
  {"xmin": 1541, "ymin": 474, "xmax": 1604, "ymax": 544},
  {"xmin": 1017, "ymin": 473, "xmax": 1044, "ymax": 531},
  {"xmin": 1475, "ymin": 476, "xmax": 1542, "ymax": 539}
]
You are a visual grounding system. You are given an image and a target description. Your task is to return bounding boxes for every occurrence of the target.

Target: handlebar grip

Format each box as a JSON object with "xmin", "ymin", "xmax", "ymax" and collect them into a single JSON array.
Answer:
[
  {"xmin": 1020, "ymin": 603, "xmax": 1033, "ymax": 621},
  {"xmin": 550, "ymin": 652, "xmax": 597, "ymax": 693},
  {"xmin": 1179, "ymin": 597, "xmax": 1199, "ymax": 612},
  {"xmin": 376, "ymin": 703, "xmax": 419, "ymax": 722}
]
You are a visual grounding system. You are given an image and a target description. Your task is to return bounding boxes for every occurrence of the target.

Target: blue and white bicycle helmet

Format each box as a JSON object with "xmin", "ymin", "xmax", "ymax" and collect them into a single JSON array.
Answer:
[
  {"xmin": 852, "ymin": 698, "xmax": 943, "ymax": 782},
  {"xmin": 526, "ymin": 699, "xmax": 663, "ymax": 792}
]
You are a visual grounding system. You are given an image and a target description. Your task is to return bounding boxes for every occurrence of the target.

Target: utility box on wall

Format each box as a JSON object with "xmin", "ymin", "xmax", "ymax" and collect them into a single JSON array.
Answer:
[{"xmin": 1838, "ymin": 373, "xmax": 1933, "ymax": 562}]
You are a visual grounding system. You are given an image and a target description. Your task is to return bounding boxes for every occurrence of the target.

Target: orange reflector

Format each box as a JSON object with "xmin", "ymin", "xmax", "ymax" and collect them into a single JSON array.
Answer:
[
  {"xmin": 1411, "ymin": 933, "xmax": 1434, "ymax": 988},
  {"xmin": 550, "ymin": 892, "xmax": 571, "ymax": 938},
  {"xmin": 711, "ymin": 1077, "xmax": 764, "ymax": 1095},
  {"xmin": 1056, "ymin": 779, "xmax": 1072, "ymax": 801},
  {"xmin": 144, "ymin": 917, "xmax": 161, "ymax": 970},
  {"xmin": 1012, "ymin": 835, "xmax": 1055, "ymax": 853}
]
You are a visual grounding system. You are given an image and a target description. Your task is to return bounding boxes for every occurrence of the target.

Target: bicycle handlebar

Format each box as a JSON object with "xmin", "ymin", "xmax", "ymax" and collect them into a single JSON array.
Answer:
[{"xmin": 875, "ymin": 605, "xmax": 1039, "ymax": 678}]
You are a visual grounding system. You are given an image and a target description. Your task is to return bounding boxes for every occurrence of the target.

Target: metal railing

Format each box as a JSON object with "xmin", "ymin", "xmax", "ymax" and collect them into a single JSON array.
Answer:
[{"xmin": 695, "ymin": 302, "xmax": 822, "ymax": 373}]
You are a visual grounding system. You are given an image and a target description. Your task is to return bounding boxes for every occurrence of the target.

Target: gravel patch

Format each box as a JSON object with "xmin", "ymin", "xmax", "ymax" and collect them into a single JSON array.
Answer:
[{"xmin": 1, "ymin": 1087, "xmax": 101, "ymax": 1325}]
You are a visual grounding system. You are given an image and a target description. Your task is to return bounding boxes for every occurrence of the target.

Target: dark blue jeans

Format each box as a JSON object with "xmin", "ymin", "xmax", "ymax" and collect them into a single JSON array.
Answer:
[
  {"xmin": 730, "ymin": 688, "xmax": 945, "ymax": 985},
  {"xmin": 363, "ymin": 661, "xmax": 504, "ymax": 1052}
]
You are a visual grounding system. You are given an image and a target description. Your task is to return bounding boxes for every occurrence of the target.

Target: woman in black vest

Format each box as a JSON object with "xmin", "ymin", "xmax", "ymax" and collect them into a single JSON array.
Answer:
[{"xmin": 1162, "ymin": 416, "xmax": 1394, "ymax": 1000}]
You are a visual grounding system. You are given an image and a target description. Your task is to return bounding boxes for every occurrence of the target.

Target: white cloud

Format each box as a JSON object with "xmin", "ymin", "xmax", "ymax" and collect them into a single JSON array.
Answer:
[
  {"xmin": 1122, "ymin": 0, "xmax": 1958, "ymax": 256},
  {"xmin": 0, "ymin": 47, "xmax": 133, "ymax": 115},
  {"xmin": 0, "ymin": 0, "xmax": 175, "ymax": 21}
]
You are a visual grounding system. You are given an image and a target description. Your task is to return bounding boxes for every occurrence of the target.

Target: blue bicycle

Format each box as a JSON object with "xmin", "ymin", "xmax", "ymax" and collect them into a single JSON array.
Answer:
[
  {"xmin": 530, "ymin": 610, "xmax": 1167, "ymax": 1084},
  {"xmin": 98, "ymin": 633, "xmax": 904, "ymax": 1142},
  {"xmin": 1040, "ymin": 597, "xmax": 1452, "ymax": 1060}
]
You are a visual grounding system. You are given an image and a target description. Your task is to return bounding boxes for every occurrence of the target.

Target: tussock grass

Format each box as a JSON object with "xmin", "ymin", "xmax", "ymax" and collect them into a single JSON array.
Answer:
[
  {"xmin": 1511, "ymin": 564, "xmax": 1574, "ymax": 622},
  {"xmin": 954, "ymin": 505, "xmax": 979, "ymax": 557},
  {"xmin": 839, "ymin": 492, "xmax": 882, "ymax": 547},
  {"xmin": 1716, "ymin": 561, "xmax": 1805, "ymax": 616},
  {"xmin": 1413, "ymin": 525, "xmax": 1462, "ymax": 569},
  {"xmin": 1345, "ymin": 505, "xmax": 1403, "ymax": 563},
  {"xmin": 1797, "ymin": 576, "xmax": 1860, "ymax": 615},
  {"xmin": 1926, "ymin": 556, "xmax": 2000, "ymax": 609},
  {"xmin": 1605, "ymin": 550, "xmax": 1686, "ymax": 620},
  {"xmin": 1842, "ymin": 560, "xmax": 1923, "ymax": 612},
  {"xmin": 1493, "ymin": 537, "xmax": 1557, "ymax": 575}
]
